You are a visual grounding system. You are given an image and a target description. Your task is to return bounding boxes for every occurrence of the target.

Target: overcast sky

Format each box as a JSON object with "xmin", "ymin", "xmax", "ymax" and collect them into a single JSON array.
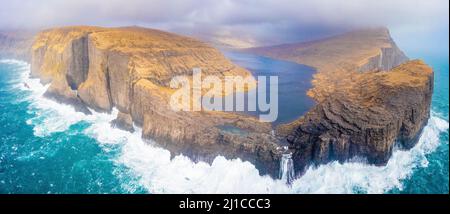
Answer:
[{"xmin": 0, "ymin": 0, "xmax": 448, "ymax": 56}]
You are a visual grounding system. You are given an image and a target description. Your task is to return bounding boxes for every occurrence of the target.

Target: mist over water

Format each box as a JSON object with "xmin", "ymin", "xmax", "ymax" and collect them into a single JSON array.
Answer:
[{"xmin": 0, "ymin": 57, "xmax": 448, "ymax": 194}]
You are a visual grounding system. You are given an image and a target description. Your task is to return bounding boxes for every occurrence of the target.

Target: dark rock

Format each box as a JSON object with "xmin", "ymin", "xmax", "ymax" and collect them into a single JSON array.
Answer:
[
  {"xmin": 5, "ymin": 26, "xmax": 434, "ymax": 180},
  {"xmin": 43, "ymin": 90, "xmax": 92, "ymax": 115},
  {"xmin": 278, "ymin": 60, "xmax": 433, "ymax": 175},
  {"xmin": 111, "ymin": 111, "xmax": 135, "ymax": 132}
]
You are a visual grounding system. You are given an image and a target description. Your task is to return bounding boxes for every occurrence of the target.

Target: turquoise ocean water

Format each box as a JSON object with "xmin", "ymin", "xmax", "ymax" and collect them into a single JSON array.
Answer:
[{"xmin": 0, "ymin": 53, "xmax": 448, "ymax": 193}]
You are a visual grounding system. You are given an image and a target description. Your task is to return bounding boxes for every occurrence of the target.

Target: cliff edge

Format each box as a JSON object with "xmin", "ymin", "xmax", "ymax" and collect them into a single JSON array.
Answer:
[
  {"xmin": 29, "ymin": 26, "xmax": 283, "ymax": 177},
  {"xmin": 1, "ymin": 26, "xmax": 434, "ymax": 179},
  {"xmin": 278, "ymin": 60, "xmax": 433, "ymax": 174},
  {"xmin": 248, "ymin": 28, "xmax": 409, "ymax": 102},
  {"xmin": 248, "ymin": 28, "xmax": 433, "ymax": 175}
]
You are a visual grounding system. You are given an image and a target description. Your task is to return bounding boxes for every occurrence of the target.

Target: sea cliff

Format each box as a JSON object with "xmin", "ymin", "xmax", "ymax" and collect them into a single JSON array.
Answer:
[
  {"xmin": 248, "ymin": 28, "xmax": 433, "ymax": 175},
  {"xmin": 248, "ymin": 28, "xmax": 410, "ymax": 101},
  {"xmin": 0, "ymin": 26, "xmax": 434, "ymax": 179},
  {"xmin": 28, "ymin": 26, "xmax": 283, "ymax": 177}
]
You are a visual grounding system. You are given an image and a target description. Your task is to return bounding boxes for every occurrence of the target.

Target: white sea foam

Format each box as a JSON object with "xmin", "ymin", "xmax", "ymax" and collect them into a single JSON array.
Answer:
[
  {"xmin": 0, "ymin": 59, "xmax": 27, "ymax": 65},
  {"xmin": 91, "ymin": 113, "xmax": 449, "ymax": 194},
  {"xmin": 1, "ymin": 60, "xmax": 113, "ymax": 137},
  {"xmin": 291, "ymin": 114, "xmax": 448, "ymax": 193},
  {"xmin": 8, "ymin": 60, "xmax": 449, "ymax": 194}
]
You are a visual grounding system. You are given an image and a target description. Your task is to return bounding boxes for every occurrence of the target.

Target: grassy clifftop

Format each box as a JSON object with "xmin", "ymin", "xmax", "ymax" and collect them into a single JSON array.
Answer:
[
  {"xmin": 30, "ymin": 26, "xmax": 281, "ymax": 177},
  {"xmin": 248, "ymin": 28, "xmax": 433, "ymax": 175},
  {"xmin": 247, "ymin": 27, "xmax": 409, "ymax": 101},
  {"xmin": 32, "ymin": 26, "xmax": 252, "ymax": 87}
]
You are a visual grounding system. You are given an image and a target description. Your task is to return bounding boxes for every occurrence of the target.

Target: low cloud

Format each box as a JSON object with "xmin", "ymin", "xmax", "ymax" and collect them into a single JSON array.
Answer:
[{"xmin": 0, "ymin": 0, "xmax": 448, "ymax": 51}]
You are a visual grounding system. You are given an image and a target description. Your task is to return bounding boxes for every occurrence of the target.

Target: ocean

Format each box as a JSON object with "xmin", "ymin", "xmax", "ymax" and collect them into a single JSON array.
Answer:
[{"xmin": 0, "ymin": 53, "xmax": 448, "ymax": 194}]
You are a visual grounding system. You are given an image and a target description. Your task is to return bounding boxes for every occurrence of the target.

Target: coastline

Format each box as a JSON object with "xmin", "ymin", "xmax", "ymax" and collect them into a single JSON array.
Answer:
[
  {"xmin": 0, "ymin": 26, "xmax": 435, "ymax": 180},
  {"xmin": 1, "ymin": 58, "xmax": 448, "ymax": 193}
]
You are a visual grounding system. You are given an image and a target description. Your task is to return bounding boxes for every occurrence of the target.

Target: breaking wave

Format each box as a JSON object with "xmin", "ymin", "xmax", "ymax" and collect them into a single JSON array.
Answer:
[{"xmin": 4, "ymin": 59, "xmax": 449, "ymax": 193}]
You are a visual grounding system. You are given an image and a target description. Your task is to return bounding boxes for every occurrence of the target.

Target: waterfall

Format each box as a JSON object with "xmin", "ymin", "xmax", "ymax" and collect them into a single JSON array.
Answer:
[{"xmin": 279, "ymin": 152, "xmax": 295, "ymax": 184}]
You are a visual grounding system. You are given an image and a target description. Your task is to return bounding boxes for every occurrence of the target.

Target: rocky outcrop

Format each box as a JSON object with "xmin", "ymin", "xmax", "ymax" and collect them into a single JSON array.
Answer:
[
  {"xmin": 129, "ymin": 77, "xmax": 281, "ymax": 175},
  {"xmin": 247, "ymin": 29, "xmax": 433, "ymax": 176},
  {"xmin": 111, "ymin": 111, "xmax": 135, "ymax": 132},
  {"xmin": 29, "ymin": 26, "xmax": 283, "ymax": 177},
  {"xmin": 7, "ymin": 25, "xmax": 433, "ymax": 180},
  {"xmin": 247, "ymin": 27, "xmax": 410, "ymax": 102},
  {"xmin": 278, "ymin": 60, "xmax": 433, "ymax": 174},
  {"xmin": 358, "ymin": 45, "xmax": 409, "ymax": 72}
]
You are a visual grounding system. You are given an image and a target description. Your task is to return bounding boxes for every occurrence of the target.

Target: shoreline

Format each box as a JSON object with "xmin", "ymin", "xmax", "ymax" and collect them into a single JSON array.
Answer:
[{"xmin": 0, "ymin": 57, "xmax": 448, "ymax": 193}]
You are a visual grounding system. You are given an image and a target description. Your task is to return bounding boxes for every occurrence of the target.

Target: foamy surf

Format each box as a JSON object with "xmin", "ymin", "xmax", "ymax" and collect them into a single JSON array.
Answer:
[
  {"xmin": 5, "ymin": 59, "xmax": 449, "ymax": 194},
  {"xmin": 290, "ymin": 114, "xmax": 448, "ymax": 193}
]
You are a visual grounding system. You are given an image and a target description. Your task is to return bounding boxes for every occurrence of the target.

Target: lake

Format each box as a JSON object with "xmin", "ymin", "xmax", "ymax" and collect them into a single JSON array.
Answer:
[{"xmin": 224, "ymin": 51, "xmax": 316, "ymax": 125}]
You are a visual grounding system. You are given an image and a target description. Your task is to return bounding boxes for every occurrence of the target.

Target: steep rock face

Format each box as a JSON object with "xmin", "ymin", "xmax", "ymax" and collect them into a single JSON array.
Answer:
[
  {"xmin": 248, "ymin": 28, "xmax": 433, "ymax": 177},
  {"xmin": 247, "ymin": 28, "xmax": 409, "ymax": 102},
  {"xmin": 111, "ymin": 111, "xmax": 135, "ymax": 132},
  {"xmin": 31, "ymin": 27, "xmax": 100, "ymax": 113},
  {"xmin": 66, "ymin": 36, "xmax": 89, "ymax": 89},
  {"xmin": 278, "ymin": 60, "xmax": 433, "ymax": 174},
  {"xmin": 24, "ymin": 26, "xmax": 434, "ymax": 179},
  {"xmin": 132, "ymin": 78, "xmax": 281, "ymax": 176},
  {"xmin": 30, "ymin": 26, "xmax": 282, "ymax": 177},
  {"xmin": 359, "ymin": 46, "xmax": 409, "ymax": 72},
  {"xmin": 77, "ymin": 36, "xmax": 113, "ymax": 112},
  {"xmin": 31, "ymin": 26, "xmax": 255, "ymax": 112},
  {"xmin": 108, "ymin": 52, "xmax": 132, "ymax": 113}
]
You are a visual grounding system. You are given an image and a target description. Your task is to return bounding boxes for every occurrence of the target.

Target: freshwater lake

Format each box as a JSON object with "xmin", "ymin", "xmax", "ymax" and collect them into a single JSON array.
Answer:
[
  {"xmin": 224, "ymin": 51, "xmax": 316, "ymax": 125},
  {"xmin": 0, "ymin": 51, "xmax": 447, "ymax": 193}
]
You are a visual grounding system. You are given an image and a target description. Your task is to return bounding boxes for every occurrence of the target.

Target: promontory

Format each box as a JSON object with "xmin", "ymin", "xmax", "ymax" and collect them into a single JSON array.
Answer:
[{"xmin": 0, "ymin": 26, "xmax": 433, "ymax": 179}]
